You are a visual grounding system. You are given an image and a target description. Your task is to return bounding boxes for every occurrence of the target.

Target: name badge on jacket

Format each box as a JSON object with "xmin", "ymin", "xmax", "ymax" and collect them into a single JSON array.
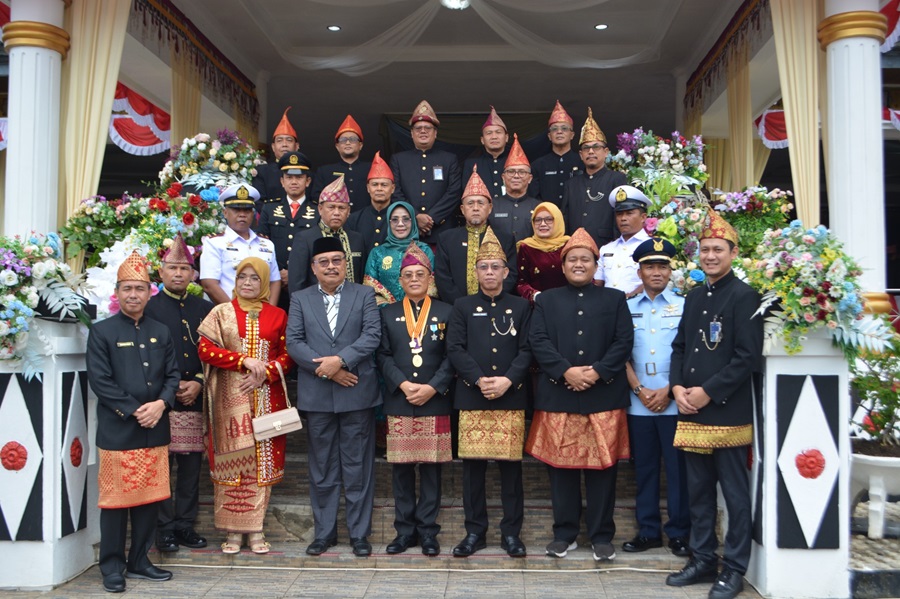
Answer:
[{"xmin": 433, "ymin": 166, "xmax": 444, "ymax": 181}]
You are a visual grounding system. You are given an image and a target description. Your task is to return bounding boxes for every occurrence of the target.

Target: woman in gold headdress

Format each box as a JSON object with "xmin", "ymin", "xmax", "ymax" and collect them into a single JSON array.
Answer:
[{"xmin": 198, "ymin": 257, "xmax": 294, "ymax": 555}]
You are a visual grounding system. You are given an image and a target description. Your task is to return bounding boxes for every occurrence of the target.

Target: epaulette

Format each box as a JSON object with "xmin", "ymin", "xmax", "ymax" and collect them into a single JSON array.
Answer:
[
  {"xmin": 206, "ymin": 232, "xmax": 225, "ymax": 239},
  {"xmin": 264, "ymin": 196, "xmax": 283, "ymax": 203},
  {"xmin": 257, "ymin": 232, "xmax": 270, "ymax": 240}
]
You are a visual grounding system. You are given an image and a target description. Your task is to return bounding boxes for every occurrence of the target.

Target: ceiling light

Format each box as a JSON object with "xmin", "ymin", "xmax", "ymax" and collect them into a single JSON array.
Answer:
[
  {"xmin": 327, "ymin": 25, "xmax": 342, "ymax": 32},
  {"xmin": 594, "ymin": 24, "xmax": 608, "ymax": 30},
  {"xmin": 441, "ymin": 0, "xmax": 470, "ymax": 9}
]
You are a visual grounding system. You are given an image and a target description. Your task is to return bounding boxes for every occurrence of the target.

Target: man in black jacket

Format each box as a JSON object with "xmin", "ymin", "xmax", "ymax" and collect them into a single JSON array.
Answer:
[
  {"xmin": 377, "ymin": 243, "xmax": 454, "ymax": 556},
  {"xmin": 86, "ymin": 251, "xmax": 180, "ymax": 593},
  {"xmin": 526, "ymin": 227, "xmax": 633, "ymax": 562}
]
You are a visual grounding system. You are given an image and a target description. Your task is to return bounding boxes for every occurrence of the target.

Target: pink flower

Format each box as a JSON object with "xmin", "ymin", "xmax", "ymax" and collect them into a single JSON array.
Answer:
[
  {"xmin": 804, "ymin": 312, "xmax": 816, "ymax": 323},
  {"xmin": 799, "ymin": 297, "xmax": 811, "ymax": 306},
  {"xmin": 827, "ymin": 320, "xmax": 838, "ymax": 329},
  {"xmin": 108, "ymin": 294, "xmax": 120, "ymax": 315},
  {"xmin": 765, "ymin": 269, "xmax": 774, "ymax": 279},
  {"xmin": 644, "ymin": 217, "xmax": 658, "ymax": 234}
]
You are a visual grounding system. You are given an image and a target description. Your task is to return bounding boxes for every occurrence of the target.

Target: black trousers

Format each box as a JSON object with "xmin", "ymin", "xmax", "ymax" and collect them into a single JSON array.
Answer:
[
  {"xmin": 99, "ymin": 502, "xmax": 159, "ymax": 576},
  {"xmin": 462, "ymin": 459, "xmax": 523, "ymax": 538},
  {"xmin": 685, "ymin": 446, "xmax": 752, "ymax": 573},
  {"xmin": 157, "ymin": 451, "xmax": 202, "ymax": 534},
  {"xmin": 392, "ymin": 462, "xmax": 442, "ymax": 537},
  {"xmin": 548, "ymin": 464, "xmax": 618, "ymax": 545}
]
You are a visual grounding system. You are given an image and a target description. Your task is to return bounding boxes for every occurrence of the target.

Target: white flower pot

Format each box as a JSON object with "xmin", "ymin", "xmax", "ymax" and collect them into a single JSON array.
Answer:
[{"xmin": 850, "ymin": 452, "xmax": 900, "ymax": 539}]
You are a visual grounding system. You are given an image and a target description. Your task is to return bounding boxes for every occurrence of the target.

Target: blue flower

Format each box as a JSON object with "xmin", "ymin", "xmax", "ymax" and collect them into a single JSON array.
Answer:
[
  {"xmin": 15, "ymin": 316, "xmax": 25, "ymax": 325},
  {"xmin": 790, "ymin": 220, "xmax": 802, "ymax": 229},
  {"xmin": 689, "ymin": 270, "xmax": 706, "ymax": 283},
  {"xmin": 200, "ymin": 188, "xmax": 219, "ymax": 203}
]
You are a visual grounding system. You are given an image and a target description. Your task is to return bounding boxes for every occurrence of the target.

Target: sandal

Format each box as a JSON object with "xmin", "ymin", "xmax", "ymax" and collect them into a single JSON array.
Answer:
[
  {"xmin": 221, "ymin": 533, "xmax": 243, "ymax": 554},
  {"xmin": 249, "ymin": 532, "xmax": 270, "ymax": 554}
]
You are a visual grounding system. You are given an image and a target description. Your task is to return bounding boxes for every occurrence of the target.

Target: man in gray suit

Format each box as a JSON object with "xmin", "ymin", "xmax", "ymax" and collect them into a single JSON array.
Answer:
[{"xmin": 286, "ymin": 236, "xmax": 382, "ymax": 557}]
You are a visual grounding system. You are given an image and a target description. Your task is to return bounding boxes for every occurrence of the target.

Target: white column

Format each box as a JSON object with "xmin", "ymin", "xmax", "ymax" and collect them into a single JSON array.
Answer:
[
  {"xmin": 2, "ymin": 0, "xmax": 68, "ymax": 236},
  {"xmin": 819, "ymin": 0, "xmax": 887, "ymax": 292}
]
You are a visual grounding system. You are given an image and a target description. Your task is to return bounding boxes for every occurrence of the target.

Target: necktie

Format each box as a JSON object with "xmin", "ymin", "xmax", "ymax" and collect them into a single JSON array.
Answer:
[
  {"xmin": 325, "ymin": 294, "xmax": 339, "ymax": 335},
  {"xmin": 290, "ymin": 201, "xmax": 300, "ymax": 219}
]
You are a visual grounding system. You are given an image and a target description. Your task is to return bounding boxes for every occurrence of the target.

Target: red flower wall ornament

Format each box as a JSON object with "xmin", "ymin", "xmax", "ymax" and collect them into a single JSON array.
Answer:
[
  {"xmin": 1, "ymin": 441, "xmax": 28, "ymax": 471},
  {"xmin": 70, "ymin": 438, "xmax": 83, "ymax": 468},
  {"xmin": 796, "ymin": 448, "xmax": 826, "ymax": 479}
]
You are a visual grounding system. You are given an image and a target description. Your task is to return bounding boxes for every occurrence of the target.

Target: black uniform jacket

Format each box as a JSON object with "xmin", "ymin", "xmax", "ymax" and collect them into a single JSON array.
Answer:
[
  {"xmin": 346, "ymin": 204, "xmax": 390, "ymax": 253},
  {"xmin": 561, "ymin": 168, "xmax": 627, "ymax": 248},
  {"xmin": 528, "ymin": 149, "xmax": 583, "ymax": 206},
  {"xmin": 669, "ymin": 271, "xmax": 763, "ymax": 427},
  {"xmin": 287, "ymin": 226, "xmax": 366, "ymax": 293},
  {"xmin": 390, "ymin": 147, "xmax": 462, "ymax": 241},
  {"xmin": 490, "ymin": 194, "xmax": 540, "ymax": 245},
  {"xmin": 252, "ymin": 162, "xmax": 284, "ymax": 204},
  {"xmin": 433, "ymin": 225, "xmax": 518, "ymax": 305},
  {"xmin": 447, "ymin": 291, "xmax": 531, "ymax": 411},
  {"xmin": 257, "ymin": 197, "xmax": 320, "ymax": 270},
  {"xmin": 530, "ymin": 283, "xmax": 633, "ymax": 415},
  {"xmin": 144, "ymin": 289, "xmax": 213, "ymax": 413},
  {"xmin": 87, "ymin": 312, "xmax": 180, "ymax": 450},
  {"xmin": 463, "ymin": 149, "xmax": 509, "ymax": 199},
  {"xmin": 309, "ymin": 159, "xmax": 372, "ymax": 211},
  {"xmin": 377, "ymin": 299, "xmax": 454, "ymax": 417}
]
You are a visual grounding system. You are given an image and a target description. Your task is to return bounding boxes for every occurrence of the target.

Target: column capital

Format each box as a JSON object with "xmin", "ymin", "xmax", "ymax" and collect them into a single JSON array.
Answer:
[
  {"xmin": 862, "ymin": 292, "xmax": 893, "ymax": 314},
  {"xmin": 818, "ymin": 10, "xmax": 887, "ymax": 50},
  {"xmin": 2, "ymin": 20, "xmax": 70, "ymax": 59}
]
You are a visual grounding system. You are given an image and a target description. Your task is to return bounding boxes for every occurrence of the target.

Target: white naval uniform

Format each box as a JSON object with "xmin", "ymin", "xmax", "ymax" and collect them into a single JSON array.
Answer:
[
  {"xmin": 199, "ymin": 226, "xmax": 280, "ymax": 298},
  {"xmin": 593, "ymin": 228, "xmax": 650, "ymax": 293}
]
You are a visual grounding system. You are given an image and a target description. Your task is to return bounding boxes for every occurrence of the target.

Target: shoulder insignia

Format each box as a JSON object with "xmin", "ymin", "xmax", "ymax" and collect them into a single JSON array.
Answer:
[
  {"xmin": 257, "ymin": 233, "xmax": 270, "ymax": 240},
  {"xmin": 207, "ymin": 232, "xmax": 225, "ymax": 238}
]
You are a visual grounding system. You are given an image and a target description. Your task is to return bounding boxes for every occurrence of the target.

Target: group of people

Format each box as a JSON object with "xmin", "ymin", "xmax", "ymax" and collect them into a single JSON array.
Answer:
[{"xmin": 85, "ymin": 99, "xmax": 763, "ymax": 599}]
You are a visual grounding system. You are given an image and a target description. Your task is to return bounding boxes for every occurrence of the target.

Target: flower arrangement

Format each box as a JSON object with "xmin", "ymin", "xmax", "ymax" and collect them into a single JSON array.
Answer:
[
  {"xmin": 749, "ymin": 221, "xmax": 895, "ymax": 355},
  {"xmin": 851, "ymin": 340, "xmax": 900, "ymax": 450},
  {"xmin": 714, "ymin": 186, "xmax": 794, "ymax": 256},
  {"xmin": 158, "ymin": 129, "xmax": 263, "ymax": 191},
  {"xmin": 642, "ymin": 193, "xmax": 711, "ymax": 295},
  {"xmin": 607, "ymin": 128, "xmax": 708, "ymax": 209},
  {"xmin": 60, "ymin": 192, "xmax": 147, "ymax": 265},
  {"xmin": 0, "ymin": 233, "xmax": 88, "ymax": 379}
]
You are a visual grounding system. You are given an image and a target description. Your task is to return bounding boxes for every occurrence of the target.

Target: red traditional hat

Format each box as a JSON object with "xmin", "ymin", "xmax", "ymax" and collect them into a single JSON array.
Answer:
[
  {"xmin": 319, "ymin": 174, "xmax": 350, "ymax": 204},
  {"xmin": 335, "ymin": 114, "xmax": 363, "ymax": 142},
  {"xmin": 117, "ymin": 251, "xmax": 151, "ymax": 283},
  {"xmin": 272, "ymin": 107, "xmax": 297, "ymax": 141},
  {"xmin": 400, "ymin": 241, "xmax": 432, "ymax": 272},
  {"xmin": 161, "ymin": 233, "xmax": 194, "ymax": 266},
  {"xmin": 701, "ymin": 208, "xmax": 739, "ymax": 246},
  {"xmin": 549, "ymin": 100, "xmax": 574, "ymax": 127},
  {"xmin": 482, "ymin": 106, "xmax": 507, "ymax": 132},
  {"xmin": 409, "ymin": 100, "xmax": 440, "ymax": 127},
  {"xmin": 462, "ymin": 165, "xmax": 491, "ymax": 200},
  {"xmin": 504, "ymin": 133, "xmax": 530, "ymax": 169},
  {"xmin": 561, "ymin": 227, "xmax": 599, "ymax": 259},
  {"xmin": 367, "ymin": 151, "xmax": 394, "ymax": 182}
]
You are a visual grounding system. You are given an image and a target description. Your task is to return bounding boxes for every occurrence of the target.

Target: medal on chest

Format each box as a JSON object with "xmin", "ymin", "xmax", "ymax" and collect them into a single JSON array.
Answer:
[{"xmin": 403, "ymin": 296, "xmax": 432, "ymax": 368}]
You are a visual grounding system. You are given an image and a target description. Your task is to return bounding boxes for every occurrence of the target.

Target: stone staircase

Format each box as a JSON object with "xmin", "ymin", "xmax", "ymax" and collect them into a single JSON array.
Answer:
[{"xmin": 147, "ymin": 421, "xmax": 691, "ymax": 572}]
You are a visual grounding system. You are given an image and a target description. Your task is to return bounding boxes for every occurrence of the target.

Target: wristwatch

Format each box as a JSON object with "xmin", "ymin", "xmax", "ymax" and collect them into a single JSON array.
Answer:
[
  {"xmin": 340, "ymin": 358, "xmax": 349, "ymax": 370},
  {"xmin": 633, "ymin": 384, "xmax": 644, "ymax": 395}
]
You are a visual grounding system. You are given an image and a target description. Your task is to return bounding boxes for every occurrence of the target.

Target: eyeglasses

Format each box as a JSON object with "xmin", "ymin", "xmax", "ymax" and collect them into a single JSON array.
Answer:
[
  {"xmin": 390, "ymin": 216, "xmax": 412, "ymax": 224},
  {"xmin": 314, "ymin": 257, "xmax": 345, "ymax": 267},
  {"xmin": 400, "ymin": 271, "xmax": 429, "ymax": 281},
  {"xmin": 534, "ymin": 216, "xmax": 555, "ymax": 225},
  {"xmin": 549, "ymin": 125, "xmax": 572, "ymax": 133},
  {"xmin": 476, "ymin": 263, "xmax": 505, "ymax": 272},
  {"xmin": 337, "ymin": 136, "xmax": 360, "ymax": 144},
  {"xmin": 236, "ymin": 274, "xmax": 262, "ymax": 283},
  {"xmin": 412, "ymin": 125, "xmax": 435, "ymax": 133},
  {"xmin": 504, "ymin": 169, "xmax": 531, "ymax": 178},
  {"xmin": 581, "ymin": 143, "xmax": 608, "ymax": 153}
]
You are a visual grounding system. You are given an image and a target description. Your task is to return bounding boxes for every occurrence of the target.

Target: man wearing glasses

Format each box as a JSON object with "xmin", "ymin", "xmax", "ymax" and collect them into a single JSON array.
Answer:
[
  {"xmin": 390, "ymin": 100, "xmax": 462, "ymax": 241},
  {"xmin": 462, "ymin": 106, "xmax": 510, "ymax": 199},
  {"xmin": 560, "ymin": 108, "xmax": 627, "ymax": 248},
  {"xmin": 286, "ymin": 236, "xmax": 382, "ymax": 558},
  {"xmin": 253, "ymin": 107, "xmax": 300, "ymax": 204},
  {"xmin": 528, "ymin": 100, "xmax": 583, "ymax": 206},
  {"xmin": 309, "ymin": 115, "xmax": 371, "ymax": 212},
  {"xmin": 490, "ymin": 134, "xmax": 540, "ymax": 245}
]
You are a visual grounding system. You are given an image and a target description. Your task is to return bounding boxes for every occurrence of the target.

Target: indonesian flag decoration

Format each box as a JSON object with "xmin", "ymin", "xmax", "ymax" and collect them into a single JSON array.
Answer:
[
  {"xmin": 882, "ymin": 0, "xmax": 900, "ymax": 53},
  {"xmin": 754, "ymin": 109, "xmax": 788, "ymax": 150},
  {"xmin": 109, "ymin": 83, "xmax": 171, "ymax": 156}
]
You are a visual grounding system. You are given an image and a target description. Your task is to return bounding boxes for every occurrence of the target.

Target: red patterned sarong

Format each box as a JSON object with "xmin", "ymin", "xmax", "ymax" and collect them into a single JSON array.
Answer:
[
  {"xmin": 386, "ymin": 415, "xmax": 452, "ymax": 464},
  {"xmin": 98, "ymin": 446, "xmax": 171, "ymax": 509},
  {"xmin": 169, "ymin": 412, "xmax": 204, "ymax": 453},
  {"xmin": 458, "ymin": 409, "xmax": 525, "ymax": 461},
  {"xmin": 525, "ymin": 409, "xmax": 630, "ymax": 469}
]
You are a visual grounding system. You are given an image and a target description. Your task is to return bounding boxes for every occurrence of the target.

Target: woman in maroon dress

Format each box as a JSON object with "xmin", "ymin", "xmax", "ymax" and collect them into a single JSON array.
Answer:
[{"xmin": 516, "ymin": 202, "xmax": 570, "ymax": 304}]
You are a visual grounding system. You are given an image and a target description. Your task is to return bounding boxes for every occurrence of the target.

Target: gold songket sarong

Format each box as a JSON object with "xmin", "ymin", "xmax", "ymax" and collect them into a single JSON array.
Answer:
[
  {"xmin": 386, "ymin": 415, "xmax": 452, "ymax": 464},
  {"xmin": 525, "ymin": 409, "xmax": 629, "ymax": 470},
  {"xmin": 214, "ymin": 480, "xmax": 271, "ymax": 533},
  {"xmin": 98, "ymin": 446, "xmax": 171, "ymax": 509},
  {"xmin": 673, "ymin": 421, "xmax": 753, "ymax": 454},
  {"xmin": 458, "ymin": 409, "xmax": 525, "ymax": 461}
]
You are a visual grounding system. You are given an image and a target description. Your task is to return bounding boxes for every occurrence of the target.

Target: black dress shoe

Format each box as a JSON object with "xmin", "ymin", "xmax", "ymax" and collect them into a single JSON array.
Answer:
[
  {"xmin": 125, "ymin": 565, "xmax": 172, "ymax": 581},
  {"xmin": 622, "ymin": 535, "xmax": 663, "ymax": 553},
  {"xmin": 306, "ymin": 538, "xmax": 337, "ymax": 556},
  {"xmin": 708, "ymin": 567, "xmax": 744, "ymax": 599},
  {"xmin": 420, "ymin": 534, "xmax": 440, "ymax": 556},
  {"xmin": 386, "ymin": 534, "xmax": 418, "ymax": 554},
  {"xmin": 351, "ymin": 536, "xmax": 372, "ymax": 557},
  {"xmin": 175, "ymin": 528, "xmax": 208, "ymax": 549},
  {"xmin": 668, "ymin": 536, "xmax": 691, "ymax": 557},
  {"xmin": 452, "ymin": 533, "xmax": 487, "ymax": 557},
  {"xmin": 665, "ymin": 558, "xmax": 718, "ymax": 587},
  {"xmin": 156, "ymin": 532, "xmax": 179, "ymax": 553},
  {"xmin": 500, "ymin": 535, "xmax": 527, "ymax": 558},
  {"xmin": 102, "ymin": 572, "xmax": 126, "ymax": 593}
]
